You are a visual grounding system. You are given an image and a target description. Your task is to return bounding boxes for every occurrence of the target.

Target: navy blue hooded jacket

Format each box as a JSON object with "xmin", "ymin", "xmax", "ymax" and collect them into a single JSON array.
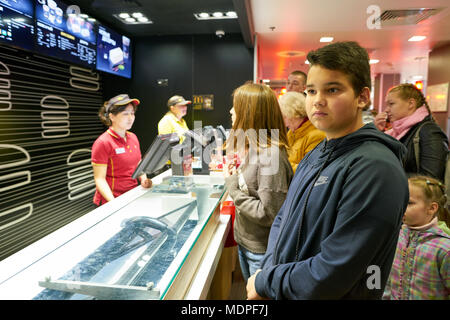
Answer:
[{"xmin": 254, "ymin": 123, "xmax": 409, "ymax": 299}]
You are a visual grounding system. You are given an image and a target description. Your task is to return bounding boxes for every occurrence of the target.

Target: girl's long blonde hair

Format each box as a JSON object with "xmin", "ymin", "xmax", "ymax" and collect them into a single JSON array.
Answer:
[{"xmin": 226, "ymin": 82, "xmax": 288, "ymax": 153}]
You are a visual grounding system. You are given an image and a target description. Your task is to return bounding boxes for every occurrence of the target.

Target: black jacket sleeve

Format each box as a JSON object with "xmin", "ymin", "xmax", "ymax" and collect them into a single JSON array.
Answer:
[{"xmin": 417, "ymin": 122, "xmax": 448, "ymax": 181}]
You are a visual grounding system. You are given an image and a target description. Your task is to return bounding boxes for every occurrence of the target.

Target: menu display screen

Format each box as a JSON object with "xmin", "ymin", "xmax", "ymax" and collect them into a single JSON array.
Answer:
[
  {"xmin": 96, "ymin": 24, "xmax": 131, "ymax": 78},
  {"xmin": 0, "ymin": 0, "xmax": 35, "ymax": 51},
  {"xmin": 0, "ymin": 0, "xmax": 133, "ymax": 77},
  {"xmin": 35, "ymin": 0, "xmax": 96, "ymax": 67}
]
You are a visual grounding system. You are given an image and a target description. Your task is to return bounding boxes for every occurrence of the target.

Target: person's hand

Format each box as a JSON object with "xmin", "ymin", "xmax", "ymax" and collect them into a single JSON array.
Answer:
[
  {"xmin": 209, "ymin": 161, "xmax": 217, "ymax": 171},
  {"xmin": 222, "ymin": 154, "xmax": 236, "ymax": 178},
  {"xmin": 141, "ymin": 178, "xmax": 153, "ymax": 188},
  {"xmin": 246, "ymin": 269, "xmax": 267, "ymax": 300},
  {"xmin": 223, "ymin": 159, "xmax": 236, "ymax": 178},
  {"xmin": 374, "ymin": 112, "xmax": 388, "ymax": 131}
]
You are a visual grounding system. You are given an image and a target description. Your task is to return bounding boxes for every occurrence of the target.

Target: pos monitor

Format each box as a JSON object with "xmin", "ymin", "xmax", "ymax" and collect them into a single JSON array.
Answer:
[
  {"xmin": 132, "ymin": 133, "xmax": 179, "ymax": 179},
  {"xmin": 181, "ymin": 127, "xmax": 225, "ymax": 175}
]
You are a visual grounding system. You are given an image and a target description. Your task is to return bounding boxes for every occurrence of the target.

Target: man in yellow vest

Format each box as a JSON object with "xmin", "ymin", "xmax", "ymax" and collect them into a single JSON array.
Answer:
[{"xmin": 158, "ymin": 95, "xmax": 191, "ymax": 142}]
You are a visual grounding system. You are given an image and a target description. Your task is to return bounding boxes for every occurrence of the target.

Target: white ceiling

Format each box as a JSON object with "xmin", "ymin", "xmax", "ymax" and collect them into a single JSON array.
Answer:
[{"xmin": 251, "ymin": 0, "xmax": 450, "ymax": 84}]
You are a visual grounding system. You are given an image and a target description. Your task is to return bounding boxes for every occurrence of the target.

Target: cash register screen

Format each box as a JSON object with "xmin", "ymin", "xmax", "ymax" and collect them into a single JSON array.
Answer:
[{"xmin": 132, "ymin": 133, "xmax": 179, "ymax": 179}]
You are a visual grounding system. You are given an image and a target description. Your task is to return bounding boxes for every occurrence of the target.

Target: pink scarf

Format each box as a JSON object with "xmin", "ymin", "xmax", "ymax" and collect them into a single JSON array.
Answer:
[{"xmin": 385, "ymin": 106, "xmax": 429, "ymax": 140}]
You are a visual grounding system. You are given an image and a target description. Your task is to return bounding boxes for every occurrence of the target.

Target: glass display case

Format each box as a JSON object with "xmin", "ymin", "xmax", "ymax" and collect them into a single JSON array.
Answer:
[{"xmin": 0, "ymin": 174, "xmax": 226, "ymax": 300}]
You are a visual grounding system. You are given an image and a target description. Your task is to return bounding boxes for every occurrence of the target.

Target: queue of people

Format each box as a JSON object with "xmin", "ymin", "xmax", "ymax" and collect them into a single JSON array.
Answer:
[
  {"xmin": 247, "ymin": 41, "xmax": 411, "ymax": 300},
  {"xmin": 90, "ymin": 41, "xmax": 449, "ymax": 300}
]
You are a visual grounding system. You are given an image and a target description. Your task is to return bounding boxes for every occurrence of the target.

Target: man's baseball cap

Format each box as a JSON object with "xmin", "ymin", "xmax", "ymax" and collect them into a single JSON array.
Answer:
[
  {"xmin": 105, "ymin": 94, "xmax": 140, "ymax": 113},
  {"xmin": 167, "ymin": 95, "xmax": 191, "ymax": 108}
]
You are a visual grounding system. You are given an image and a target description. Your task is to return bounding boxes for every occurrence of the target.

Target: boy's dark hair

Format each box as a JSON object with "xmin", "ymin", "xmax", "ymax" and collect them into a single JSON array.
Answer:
[{"xmin": 307, "ymin": 41, "xmax": 371, "ymax": 95}]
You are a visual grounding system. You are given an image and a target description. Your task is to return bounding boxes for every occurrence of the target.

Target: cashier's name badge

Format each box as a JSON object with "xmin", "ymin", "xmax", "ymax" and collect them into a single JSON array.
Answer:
[{"xmin": 115, "ymin": 147, "xmax": 126, "ymax": 154}]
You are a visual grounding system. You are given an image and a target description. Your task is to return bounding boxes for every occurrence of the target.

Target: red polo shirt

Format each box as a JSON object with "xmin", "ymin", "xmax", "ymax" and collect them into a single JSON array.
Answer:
[{"xmin": 91, "ymin": 128, "xmax": 142, "ymax": 205}]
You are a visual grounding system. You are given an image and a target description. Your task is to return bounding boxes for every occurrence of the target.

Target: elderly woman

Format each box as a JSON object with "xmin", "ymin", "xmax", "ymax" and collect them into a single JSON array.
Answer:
[
  {"xmin": 374, "ymin": 83, "xmax": 448, "ymax": 181},
  {"xmin": 278, "ymin": 91, "xmax": 326, "ymax": 172}
]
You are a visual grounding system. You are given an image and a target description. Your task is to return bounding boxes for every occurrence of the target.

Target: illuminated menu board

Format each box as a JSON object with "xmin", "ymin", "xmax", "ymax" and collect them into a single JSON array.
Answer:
[
  {"xmin": 96, "ymin": 24, "xmax": 131, "ymax": 78},
  {"xmin": 0, "ymin": 0, "xmax": 35, "ymax": 51},
  {"xmin": 35, "ymin": 0, "xmax": 96, "ymax": 67}
]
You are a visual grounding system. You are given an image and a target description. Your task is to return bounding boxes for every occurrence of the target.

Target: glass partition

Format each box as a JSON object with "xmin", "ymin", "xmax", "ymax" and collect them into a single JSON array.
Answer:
[{"xmin": 0, "ymin": 175, "xmax": 225, "ymax": 300}]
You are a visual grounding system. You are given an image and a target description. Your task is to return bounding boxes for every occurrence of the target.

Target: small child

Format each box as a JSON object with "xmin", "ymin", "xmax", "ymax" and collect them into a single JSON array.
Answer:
[{"xmin": 383, "ymin": 175, "xmax": 450, "ymax": 300}]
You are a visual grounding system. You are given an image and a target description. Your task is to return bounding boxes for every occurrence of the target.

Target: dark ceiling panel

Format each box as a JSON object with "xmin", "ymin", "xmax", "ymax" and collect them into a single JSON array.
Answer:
[{"xmin": 69, "ymin": 0, "xmax": 243, "ymax": 37}]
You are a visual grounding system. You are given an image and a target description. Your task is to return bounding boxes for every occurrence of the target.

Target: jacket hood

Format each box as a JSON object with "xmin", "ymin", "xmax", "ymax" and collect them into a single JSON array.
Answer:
[{"xmin": 316, "ymin": 123, "xmax": 407, "ymax": 165}]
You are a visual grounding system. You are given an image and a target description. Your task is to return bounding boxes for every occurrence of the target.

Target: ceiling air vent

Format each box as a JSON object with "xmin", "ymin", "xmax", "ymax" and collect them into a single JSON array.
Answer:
[{"xmin": 376, "ymin": 8, "xmax": 445, "ymax": 26}]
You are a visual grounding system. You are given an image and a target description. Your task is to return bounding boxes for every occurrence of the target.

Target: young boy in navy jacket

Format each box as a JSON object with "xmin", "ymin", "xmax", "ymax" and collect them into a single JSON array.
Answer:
[{"xmin": 246, "ymin": 41, "xmax": 409, "ymax": 299}]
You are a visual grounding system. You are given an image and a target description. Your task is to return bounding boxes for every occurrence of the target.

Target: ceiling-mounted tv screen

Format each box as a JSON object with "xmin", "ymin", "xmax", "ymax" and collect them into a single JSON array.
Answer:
[
  {"xmin": 35, "ymin": 0, "xmax": 96, "ymax": 67},
  {"xmin": 96, "ymin": 24, "xmax": 131, "ymax": 78},
  {"xmin": 0, "ymin": 0, "xmax": 35, "ymax": 51}
]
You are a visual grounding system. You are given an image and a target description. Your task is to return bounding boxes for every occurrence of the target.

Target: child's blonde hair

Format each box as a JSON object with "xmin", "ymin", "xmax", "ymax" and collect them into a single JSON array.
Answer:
[{"xmin": 409, "ymin": 175, "xmax": 450, "ymax": 228}]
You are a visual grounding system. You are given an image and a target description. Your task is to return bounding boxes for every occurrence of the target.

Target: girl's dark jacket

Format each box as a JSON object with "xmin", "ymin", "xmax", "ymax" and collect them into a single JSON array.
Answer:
[{"xmin": 255, "ymin": 123, "xmax": 409, "ymax": 299}]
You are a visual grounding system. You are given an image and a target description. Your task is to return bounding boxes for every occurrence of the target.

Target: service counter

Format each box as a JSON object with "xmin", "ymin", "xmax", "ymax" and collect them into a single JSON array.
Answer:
[{"xmin": 0, "ymin": 170, "xmax": 231, "ymax": 300}]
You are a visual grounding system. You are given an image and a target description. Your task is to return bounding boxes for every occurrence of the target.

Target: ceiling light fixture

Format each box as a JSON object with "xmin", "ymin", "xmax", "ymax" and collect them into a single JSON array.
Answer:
[
  {"xmin": 114, "ymin": 13, "xmax": 153, "ymax": 24},
  {"xmin": 194, "ymin": 11, "xmax": 238, "ymax": 20},
  {"xmin": 320, "ymin": 37, "xmax": 334, "ymax": 42},
  {"xmin": 408, "ymin": 35, "xmax": 426, "ymax": 42}
]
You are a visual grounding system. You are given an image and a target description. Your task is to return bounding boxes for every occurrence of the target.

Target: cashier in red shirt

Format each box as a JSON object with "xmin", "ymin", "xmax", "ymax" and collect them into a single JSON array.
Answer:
[{"xmin": 91, "ymin": 94, "xmax": 152, "ymax": 205}]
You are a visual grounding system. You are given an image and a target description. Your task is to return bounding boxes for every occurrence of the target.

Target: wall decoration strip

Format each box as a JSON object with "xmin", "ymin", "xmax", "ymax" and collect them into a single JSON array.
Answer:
[{"xmin": 0, "ymin": 45, "xmax": 105, "ymax": 261}]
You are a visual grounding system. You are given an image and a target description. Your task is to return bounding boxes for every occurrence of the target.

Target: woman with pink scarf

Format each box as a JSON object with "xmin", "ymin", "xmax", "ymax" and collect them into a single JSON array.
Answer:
[{"xmin": 375, "ymin": 83, "xmax": 448, "ymax": 181}]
